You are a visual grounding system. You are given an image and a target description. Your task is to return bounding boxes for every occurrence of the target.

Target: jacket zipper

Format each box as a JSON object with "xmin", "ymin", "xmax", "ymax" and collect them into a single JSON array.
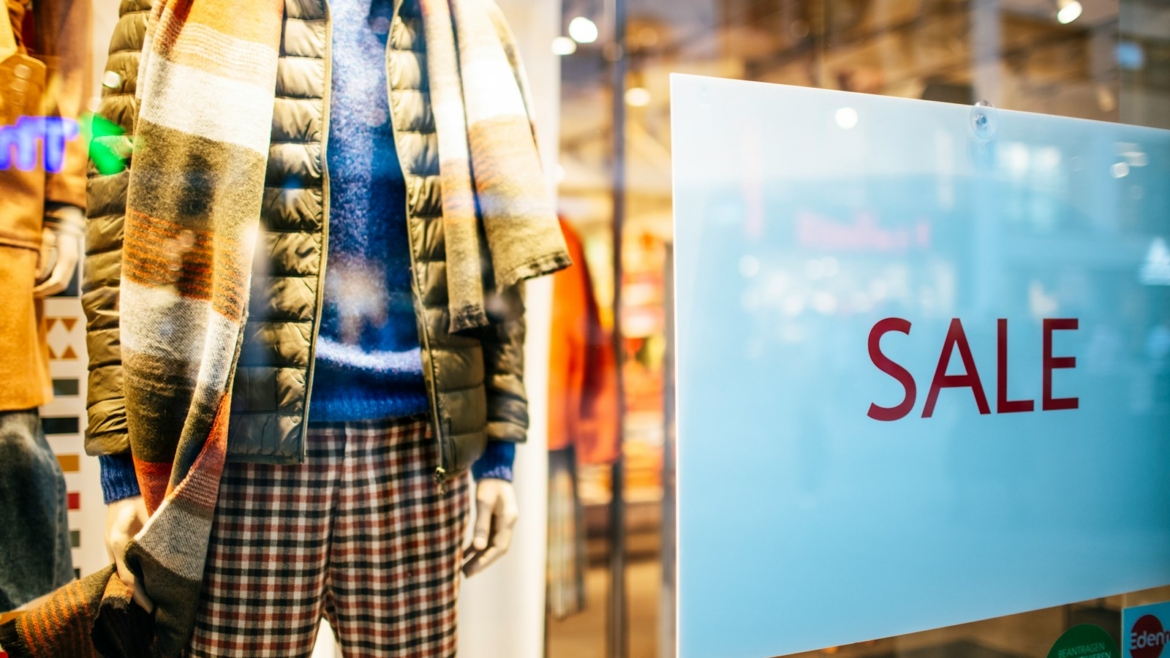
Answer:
[
  {"xmin": 386, "ymin": 0, "xmax": 450, "ymax": 493},
  {"xmin": 300, "ymin": 0, "xmax": 333, "ymax": 460}
]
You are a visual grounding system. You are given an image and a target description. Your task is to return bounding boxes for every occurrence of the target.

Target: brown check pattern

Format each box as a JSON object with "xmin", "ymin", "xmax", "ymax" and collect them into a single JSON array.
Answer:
[{"xmin": 185, "ymin": 417, "xmax": 469, "ymax": 658}]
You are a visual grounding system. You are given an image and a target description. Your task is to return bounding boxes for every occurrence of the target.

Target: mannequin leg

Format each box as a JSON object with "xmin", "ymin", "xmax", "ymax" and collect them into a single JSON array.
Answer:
[
  {"xmin": 324, "ymin": 417, "xmax": 469, "ymax": 658},
  {"xmin": 0, "ymin": 409, "xmax": 73, "ymax": 612}
]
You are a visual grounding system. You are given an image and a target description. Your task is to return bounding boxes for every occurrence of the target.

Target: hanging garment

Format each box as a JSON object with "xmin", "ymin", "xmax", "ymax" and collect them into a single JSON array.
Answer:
[
  {"xmin": 547, "ymin": 219, "xmax": 619, "ymax": 463},
  {"xmin": 545, "ymin": 219, "xmax": 619, "ymax": 618}
]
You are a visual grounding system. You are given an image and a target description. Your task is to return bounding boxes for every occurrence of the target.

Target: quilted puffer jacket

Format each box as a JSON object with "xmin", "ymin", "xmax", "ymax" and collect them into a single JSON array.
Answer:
[{"xmin": 82, "ymin": 0, "xmax": 528, "ymax": 484}]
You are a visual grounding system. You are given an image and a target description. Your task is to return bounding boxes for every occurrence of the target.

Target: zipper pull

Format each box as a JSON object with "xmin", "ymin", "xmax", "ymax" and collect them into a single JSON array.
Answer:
[{"xmin": 434, "ymin": 467, "xmax": 448, "ymax": 495}]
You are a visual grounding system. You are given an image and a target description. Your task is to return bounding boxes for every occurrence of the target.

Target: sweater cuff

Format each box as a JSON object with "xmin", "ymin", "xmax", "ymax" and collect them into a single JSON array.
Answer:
[
  {"xmin": 472, "ymin": 440, "xmax": 515, "ymax": 482},
  {"xmin": 98, "ymin": 454, "xmax": 141, "ymax": 504}
]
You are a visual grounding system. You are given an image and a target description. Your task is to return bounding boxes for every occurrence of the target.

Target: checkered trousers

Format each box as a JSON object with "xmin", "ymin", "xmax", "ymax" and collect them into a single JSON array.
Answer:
[{"xmin": 185, "ymin": 416, "xmax": 470, "ymax": 658}]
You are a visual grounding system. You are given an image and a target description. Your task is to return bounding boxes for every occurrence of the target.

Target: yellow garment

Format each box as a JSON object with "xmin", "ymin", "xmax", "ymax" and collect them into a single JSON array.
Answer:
[
  {"xmin": 0, "ymin": 2, "xmax": 16, "ymax": 61},
  {"xmin": 0, "ymin": 0, "xmax": 88, "ymax": 410},
  {"xmin": 0, "ymin": 246, "xmax": 51, "ymax": 411}
]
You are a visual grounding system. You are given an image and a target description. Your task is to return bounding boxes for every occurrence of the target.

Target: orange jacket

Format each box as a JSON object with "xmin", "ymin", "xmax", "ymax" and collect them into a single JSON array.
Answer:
[{"xmin": 547, "ymin": 219, "xmax": 619, "ymax": 464}]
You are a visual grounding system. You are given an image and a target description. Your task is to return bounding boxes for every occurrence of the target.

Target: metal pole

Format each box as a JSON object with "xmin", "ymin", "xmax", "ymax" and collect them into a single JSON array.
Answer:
[{"xmin": 607, "ymin": 0, "xmax": 628, "ymax": 655}]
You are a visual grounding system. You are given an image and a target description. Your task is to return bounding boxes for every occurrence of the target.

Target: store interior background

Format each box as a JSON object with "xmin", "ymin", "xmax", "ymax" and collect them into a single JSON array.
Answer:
[
  {"xmin": 43, "ymin": 1, "xmax": 1168, "ymax": 657},
  {"xmin": 552, "ymin": 0, "xmax": 1170, "ymax": 657}
]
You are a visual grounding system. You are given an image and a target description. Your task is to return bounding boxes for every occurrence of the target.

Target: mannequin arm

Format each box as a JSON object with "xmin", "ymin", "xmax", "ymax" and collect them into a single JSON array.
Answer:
[
  {"xmin": 462, "ymin": 283, "xmax": 527, "ymax": 575},
  {"xmin": 479, "ymin": 282, "xmax": 528, "ymax": 442},
  {"xmin": 30, "ymin": 0, "xmax": 89, "ymax": 297}
]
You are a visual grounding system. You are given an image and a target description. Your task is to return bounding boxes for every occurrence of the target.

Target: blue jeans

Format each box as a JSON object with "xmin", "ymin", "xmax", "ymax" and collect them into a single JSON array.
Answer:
[{"xmin": 0, "ymin": 409, "xmax": 73, "ymax": 611}]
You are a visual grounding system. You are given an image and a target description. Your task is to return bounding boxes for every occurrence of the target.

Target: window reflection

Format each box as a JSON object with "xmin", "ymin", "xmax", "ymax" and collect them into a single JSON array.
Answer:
[{"xmin": 551, "ymin": 0, "xmax": 1170, "ymax": 656}]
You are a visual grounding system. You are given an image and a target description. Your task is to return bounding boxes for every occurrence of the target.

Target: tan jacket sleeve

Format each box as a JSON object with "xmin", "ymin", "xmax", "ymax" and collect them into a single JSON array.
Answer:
[
  {"xmin": 35, "ymin": 0, "xmax": 90, "ymax": 217},
  {"xmin": 82, "ymin": 0, "xmax": 151, "ymax": 457}
]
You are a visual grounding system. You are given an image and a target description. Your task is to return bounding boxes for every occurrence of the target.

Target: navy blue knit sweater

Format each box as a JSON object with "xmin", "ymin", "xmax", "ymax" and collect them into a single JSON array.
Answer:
[
  {"xmin": 98, "ymin": 0, "xmax": 514, "ymax": 503},
  {"xmin": 309, "ymin": 0, "xmax": 427, "ymax": 424}
]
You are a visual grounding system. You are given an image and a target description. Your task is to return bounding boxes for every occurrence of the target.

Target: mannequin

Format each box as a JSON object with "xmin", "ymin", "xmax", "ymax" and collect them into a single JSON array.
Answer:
[
  {"xmin": 82, "ymin": 0, "xmax": 568, "ymax": 656},
  {"xmin": 0, "ymin": 0, "xmax": 87, "ymax": 613}
]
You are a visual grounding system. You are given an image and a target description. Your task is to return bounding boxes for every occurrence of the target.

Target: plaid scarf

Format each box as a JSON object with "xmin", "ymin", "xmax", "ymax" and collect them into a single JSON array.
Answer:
[
  {"xmin": 1, "ymin": 1, "xmax": 282, "ymax": 655},
  {"xmin": 422, "ymin": 0, "xmax": 570, "ymax": 331},
  {"xmin": 0, "ymin": 1, "xmax": 566, "ymax": 656}
]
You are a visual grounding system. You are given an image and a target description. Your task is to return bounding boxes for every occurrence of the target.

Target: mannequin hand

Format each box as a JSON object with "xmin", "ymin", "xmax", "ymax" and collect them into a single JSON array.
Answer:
[
  {"xmin": 105, "ymin": 496, "xmax": 154, "ymax": 612},
  {"xmin": 33, "ymin": 225, "xmax": 80, "ymax": 297},
  {"xmin": 462, "ymin": 478, "xmax": 519, "ymax": 577}
]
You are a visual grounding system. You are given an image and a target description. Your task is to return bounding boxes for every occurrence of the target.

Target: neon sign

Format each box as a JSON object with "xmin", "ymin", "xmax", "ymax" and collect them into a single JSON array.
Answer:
[{"xmin": 0, "ymin": 116, "xmax": 80, "ymax": 173}]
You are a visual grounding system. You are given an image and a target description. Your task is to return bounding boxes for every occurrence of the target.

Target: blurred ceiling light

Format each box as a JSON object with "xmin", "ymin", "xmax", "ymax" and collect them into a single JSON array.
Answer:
[
  {"xmin": 1056, "ymin": 0, "xmax": 1082, "ymax": 24},
  {"xmin": 835, "ymin": 107, "xmax": 858, "ymax": 129},
  {"xmin": 625, "ymin": 87, "xmax": 651, "ymax": 107},
  {"xmin": 551, "ymin": 36, "xmax": 577, "ymax": 55},
  {"xmin": 568, "ymin": 17, "xmax": 599, "ymax": 44},
  {"xmin": 636, "ymin": 27, "xmax": 659, "ymax": 48}
]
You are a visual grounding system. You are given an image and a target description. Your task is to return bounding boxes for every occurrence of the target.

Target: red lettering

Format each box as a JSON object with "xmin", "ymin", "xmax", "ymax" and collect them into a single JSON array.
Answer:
[
  {"xmin": 1043, "ymin": 318, "xmax": 1079, "ymax": 411},
  {"xmin": 869, "ymin": 317, "xmax": 1078, "ymax": 421},
  {"xmin": 922, "ymin": 319, "xmax": 991, "ymax": 418},
  {"xmin": 867, "ymin": 317, "xmax": 917, "ymax": 421},
  {"xmin": 996, "ymin": 319, "xmax": 1034, "ymax": 413}
]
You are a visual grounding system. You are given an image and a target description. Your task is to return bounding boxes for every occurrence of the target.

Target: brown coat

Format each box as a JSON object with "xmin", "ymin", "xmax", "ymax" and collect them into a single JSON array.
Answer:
[{"xmin": 0, "ymin": 0, "xmax": 87, "ymax": 412}]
